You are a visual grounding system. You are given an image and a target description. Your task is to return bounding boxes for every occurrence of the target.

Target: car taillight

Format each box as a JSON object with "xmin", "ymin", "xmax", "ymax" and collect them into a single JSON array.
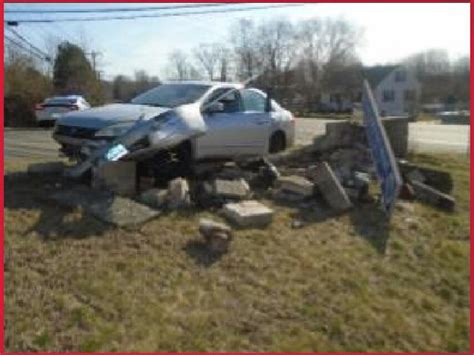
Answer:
[
  {"xmin": 35, "ymin": 103, "xmax": 44, "ymax": 110},
  {"xmin": 70, "ymin": 105, "xmax": 79, "ymax": 110}
]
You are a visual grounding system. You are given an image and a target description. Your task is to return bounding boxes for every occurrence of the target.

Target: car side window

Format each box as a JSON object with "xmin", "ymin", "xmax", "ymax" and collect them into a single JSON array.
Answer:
[
  {"xmin": 204, "ymin": 88, "xmax": 243, "ymax": 113},
  {"xmin": 241, "ymin": 89, "xmax": 266, "ymax": 113}
]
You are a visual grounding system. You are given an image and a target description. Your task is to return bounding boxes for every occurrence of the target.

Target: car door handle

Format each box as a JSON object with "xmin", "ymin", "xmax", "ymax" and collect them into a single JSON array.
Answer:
[{"xmin": 256, "ymin": 120, "xmax": 269, "ymax": 125}]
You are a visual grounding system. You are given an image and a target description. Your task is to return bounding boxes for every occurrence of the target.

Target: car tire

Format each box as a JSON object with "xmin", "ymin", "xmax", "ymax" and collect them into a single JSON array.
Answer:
[{"xmin": 269, "ymin": 131, "xmax": 286, "ymax": 154}]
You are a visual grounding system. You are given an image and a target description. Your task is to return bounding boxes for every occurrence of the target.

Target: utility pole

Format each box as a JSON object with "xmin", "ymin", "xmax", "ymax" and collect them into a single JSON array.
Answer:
[{"xmin": 86, "ymin": 50, "xmax": 102, "ymax": 79}]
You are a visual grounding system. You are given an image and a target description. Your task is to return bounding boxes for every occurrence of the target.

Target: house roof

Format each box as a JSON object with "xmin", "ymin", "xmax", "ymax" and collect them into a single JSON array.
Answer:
[{"xmin": 363, "ymin": 65, "xmax": 399, "ymax": 88}]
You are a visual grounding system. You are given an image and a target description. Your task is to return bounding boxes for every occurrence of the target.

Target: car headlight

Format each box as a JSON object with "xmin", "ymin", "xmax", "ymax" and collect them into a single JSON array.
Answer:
[{"xmin": 95, "ymin": 123, "xmax": 133, "ymax": 137}]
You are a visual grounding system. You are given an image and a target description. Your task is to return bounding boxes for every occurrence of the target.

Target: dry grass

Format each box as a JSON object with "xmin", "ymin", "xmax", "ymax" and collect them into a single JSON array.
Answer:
[{"xmin": 4, "ymin": 153, "xmax": 470, "ymax": 352}]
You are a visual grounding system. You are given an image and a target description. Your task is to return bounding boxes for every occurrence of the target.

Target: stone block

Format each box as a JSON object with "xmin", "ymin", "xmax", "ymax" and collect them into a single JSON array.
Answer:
[
  {"xmin": 223, "ymin": 200, "xmax": 274, "ymax": 228},
  {"xmin": 277, "ymin": 175, "xmax": 314, "ymax": 197},
  {"xmin": 92, "ymin": 161, "xmax": 136, "ymax": 196},
  {"xmin": 412, "ymin": 180, "xmax": 456, "ymax": 211},
  {"xmin": 167, "ymin": 177, "xmax": 191, "ymax": 209},
  {"xmin": 212, "ymin": 178, "xmax": 250, "ymax": 199},
  {"xmin": 310, "ymin": 162, "xmax": 352, "ymax": 211}
]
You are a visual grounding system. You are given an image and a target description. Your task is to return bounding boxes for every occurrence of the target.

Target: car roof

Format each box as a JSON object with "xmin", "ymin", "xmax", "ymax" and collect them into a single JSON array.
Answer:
[{"xmin": 47, "ymin": 95, "xmax": 85, "ymax": 101}]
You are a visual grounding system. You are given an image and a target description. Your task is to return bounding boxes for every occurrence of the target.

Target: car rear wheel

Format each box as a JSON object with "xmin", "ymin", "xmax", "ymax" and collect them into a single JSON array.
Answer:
[{"xmin": 269, "ymin": 131, "xmax": 286, "ymax": 154}]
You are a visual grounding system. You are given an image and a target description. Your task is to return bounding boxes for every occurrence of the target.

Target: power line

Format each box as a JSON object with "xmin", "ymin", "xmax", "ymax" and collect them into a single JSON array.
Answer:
[
  {"xmin": 5, "ymin": 35, "xmax": 48, "ymax": 61},
  {"xmin": 6, "ymin": 27, "xmax": 50, "ymax": 58},
  {"xmin": 5, "ymin": 3, "xmax": 239, "ymax": 14},
  {"xmin": 5, "ymin": 4, "xmax": 307, "ymax": 24}
]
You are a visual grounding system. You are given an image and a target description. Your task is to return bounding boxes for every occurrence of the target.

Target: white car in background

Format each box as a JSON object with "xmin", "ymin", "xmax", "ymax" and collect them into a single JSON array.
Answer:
[{"xmin": 35, "ymin": 95, "xmax": 90, "ymax": 127}]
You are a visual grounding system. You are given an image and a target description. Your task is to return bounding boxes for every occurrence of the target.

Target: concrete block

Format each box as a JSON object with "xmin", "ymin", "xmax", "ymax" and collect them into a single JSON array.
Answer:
[
  {"xmin": 277, "ymin": 175, "xmax": 314, "ymax": 197},
  {"xmin": 412, "ymin": 180, "xmax": 455, "ymax": 211},
  {"xmin": 168, "ymin": 177, "xmax": 191, "ymax": 209},
  {"xmin": 50, "ymin": 186, "xmax": 159, "ymax": 227},
  {"xmin": 212, "ymin": 178, "xmax": 250, "ymax": 199},
  {"xmin": 28, "ymin": 161, "xmax": 65, "ymax": 175},
  {"xmin": 140, "ymin": 188, "xmax": 168, "ymax": 209},
  {"xmin": 92, "ymin": 161, "xmax": 136, "ymax": 196},
  {"xmin": 223, "ymin": 200, "xmax": 274, "ymax": 228},
  {"xmin": 310, "ymin": 162, "xmax": 352, "ymax": 211},
  {"xmin": 381, "ymin": 117, "xmax": 409, "ymax": 158}
]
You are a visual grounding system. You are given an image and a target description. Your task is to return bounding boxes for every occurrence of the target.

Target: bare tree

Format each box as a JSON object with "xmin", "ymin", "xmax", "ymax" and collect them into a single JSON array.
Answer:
[
  {"xmin": 193, "ymin": 43, "xmax": 220, "ymax": 80},
  {"xmin": 230, "ymin": 19, "xmax": 259, "ymax": 80},
  {"xmin": 167, "ymin": 49, "xmax": 201, "ymax": 80}
]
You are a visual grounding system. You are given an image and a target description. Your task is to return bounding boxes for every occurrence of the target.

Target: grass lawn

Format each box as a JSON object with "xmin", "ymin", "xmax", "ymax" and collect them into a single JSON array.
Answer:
[{"xmin": 4, "ymin": 153, "xmax": 470, "ymax": 352}]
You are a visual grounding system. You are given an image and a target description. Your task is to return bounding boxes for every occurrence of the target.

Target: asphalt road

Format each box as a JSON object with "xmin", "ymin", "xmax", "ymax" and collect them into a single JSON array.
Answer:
[{"xmin": 3, "ymin": 119, "xmax": 470, "ymax": 160}]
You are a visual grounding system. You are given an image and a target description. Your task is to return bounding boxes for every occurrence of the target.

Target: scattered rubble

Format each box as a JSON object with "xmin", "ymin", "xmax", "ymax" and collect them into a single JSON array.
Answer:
[
  {"xmin": 27, "ymin": 161, "xmax": 65, "ymax": 175},
  {"xmin": 28, "ymin": 111, "xmax": 453, "ymax": 236},
  {"xmin": 309, "ymin": 162, "xmax": 352, "ymax": 212},
  {"xmin": 222, "ymin": 200, "xmax": 274, "ymax": 228},
  {"xmin": 199, "ymin": 218, "xmax": 233, "ymax": 253}
]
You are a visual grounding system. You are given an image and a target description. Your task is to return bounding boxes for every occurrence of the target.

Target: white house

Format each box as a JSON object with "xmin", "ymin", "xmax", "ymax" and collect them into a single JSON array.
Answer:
[{"xmin": 364, "ymin": 64, "xmax": 421, "ymax": 117}]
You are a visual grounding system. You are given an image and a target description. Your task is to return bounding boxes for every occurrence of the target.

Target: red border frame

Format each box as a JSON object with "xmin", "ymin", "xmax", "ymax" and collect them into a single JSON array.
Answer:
[{"xmin": 1, "ymin": 1, "xmax": 471, "ymax": 354}]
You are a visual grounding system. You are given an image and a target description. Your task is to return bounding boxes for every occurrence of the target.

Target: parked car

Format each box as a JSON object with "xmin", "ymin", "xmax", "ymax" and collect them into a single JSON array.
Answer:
[
  {"xmin": 35, "ymin": 95, "xmax": 90, "ymax": 127},
  {"xmin": 53, "ymin": 81, "xmax": 295, "ymax": 169}
]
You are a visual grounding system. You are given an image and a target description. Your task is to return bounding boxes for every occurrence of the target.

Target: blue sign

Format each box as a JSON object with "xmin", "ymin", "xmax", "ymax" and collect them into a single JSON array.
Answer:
[{"xmin": 362, "ymin": 80, "xmax": 402, "ymax": 216}]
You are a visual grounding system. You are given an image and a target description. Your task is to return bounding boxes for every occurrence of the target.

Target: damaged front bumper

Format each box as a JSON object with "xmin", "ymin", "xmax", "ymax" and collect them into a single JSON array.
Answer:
[{"xmin": 62, "ymin": 103, "xmax": 207, "ymax": 178}]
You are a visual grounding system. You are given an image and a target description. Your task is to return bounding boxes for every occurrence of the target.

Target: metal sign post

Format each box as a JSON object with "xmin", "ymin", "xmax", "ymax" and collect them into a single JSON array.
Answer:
[{"xmin": 362, "ymin": 80, "xmax": 402, "ymax": 216}]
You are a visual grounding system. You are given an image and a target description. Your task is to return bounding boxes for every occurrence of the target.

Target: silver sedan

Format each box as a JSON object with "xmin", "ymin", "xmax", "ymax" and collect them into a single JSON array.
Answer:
[{"xmin": 53, "ymin": 81, "xmax": 295, "ymax": 163}]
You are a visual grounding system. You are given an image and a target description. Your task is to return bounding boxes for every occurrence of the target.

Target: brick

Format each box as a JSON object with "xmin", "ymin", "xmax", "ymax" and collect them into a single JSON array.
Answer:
[{"xmin": 223, "ymin": 200, "xmax": 273, "ymax": 228}]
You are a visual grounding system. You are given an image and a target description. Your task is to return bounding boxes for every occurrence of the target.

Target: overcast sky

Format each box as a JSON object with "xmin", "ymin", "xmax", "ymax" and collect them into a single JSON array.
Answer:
[{"xmin": 4, "ymin": 3, "xmax": 470, "ymax": 80}]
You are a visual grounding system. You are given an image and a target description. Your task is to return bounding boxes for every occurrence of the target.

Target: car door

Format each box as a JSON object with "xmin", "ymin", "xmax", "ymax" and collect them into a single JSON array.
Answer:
[
  {"xmin": 196, "ymin": 88, "xmax": 269, "ymax": 159},
  {"xmin": 239, "ymin": 89, "xmax": 272, "ymax": 155}
]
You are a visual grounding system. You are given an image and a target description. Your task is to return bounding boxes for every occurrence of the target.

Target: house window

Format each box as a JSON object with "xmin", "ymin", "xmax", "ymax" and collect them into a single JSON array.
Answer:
[
  {"xmin": 382, "ymin": 90, "xmax": 395, "ymax": 102},
  {"xmin": 395, "ymin": 70, "xmax": 406, "ymax": 82},
  {"xmin": 404, "ymin": 90, "xmax": 416, "ymax": 101}
]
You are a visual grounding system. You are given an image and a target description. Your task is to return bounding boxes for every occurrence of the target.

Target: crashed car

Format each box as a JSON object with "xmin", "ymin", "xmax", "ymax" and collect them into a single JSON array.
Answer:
[{"xmin": 52, "ymin": 81, "xmax": 295, "ymax": 177}]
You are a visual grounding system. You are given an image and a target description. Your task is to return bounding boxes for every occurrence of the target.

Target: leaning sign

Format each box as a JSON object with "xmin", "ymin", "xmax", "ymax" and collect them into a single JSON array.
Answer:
[{"xmin": 362, "ymin": 80, "xmax": 402, "ymax": 216}]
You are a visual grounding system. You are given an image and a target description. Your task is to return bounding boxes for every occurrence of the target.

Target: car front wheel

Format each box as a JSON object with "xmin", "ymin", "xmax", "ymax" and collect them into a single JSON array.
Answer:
[{"xmin": 269, "ymin": 131, "xmax": 286, "ymax": 154}]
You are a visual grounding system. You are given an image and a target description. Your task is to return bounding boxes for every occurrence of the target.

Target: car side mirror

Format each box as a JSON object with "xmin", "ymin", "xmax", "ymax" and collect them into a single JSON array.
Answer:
[
  {"xmin": 206, "ymin": 101, "xmax": 224, "ymax": 114},
  {"xmin": 265, "ymin": 89, "xmax": 273, "ymax": 112}
]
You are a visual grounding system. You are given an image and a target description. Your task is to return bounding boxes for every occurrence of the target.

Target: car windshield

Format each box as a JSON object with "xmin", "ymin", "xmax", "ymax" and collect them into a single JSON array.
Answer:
[{"xmin": 130, "ymin": 84, "xmax": 211, "ymax": 108}]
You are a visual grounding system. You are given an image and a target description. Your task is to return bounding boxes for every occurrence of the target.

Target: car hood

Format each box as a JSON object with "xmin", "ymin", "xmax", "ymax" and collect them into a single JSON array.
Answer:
[{"xmin": 57, "ymin": 103, "xmax": 169, "ymax": 129}]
